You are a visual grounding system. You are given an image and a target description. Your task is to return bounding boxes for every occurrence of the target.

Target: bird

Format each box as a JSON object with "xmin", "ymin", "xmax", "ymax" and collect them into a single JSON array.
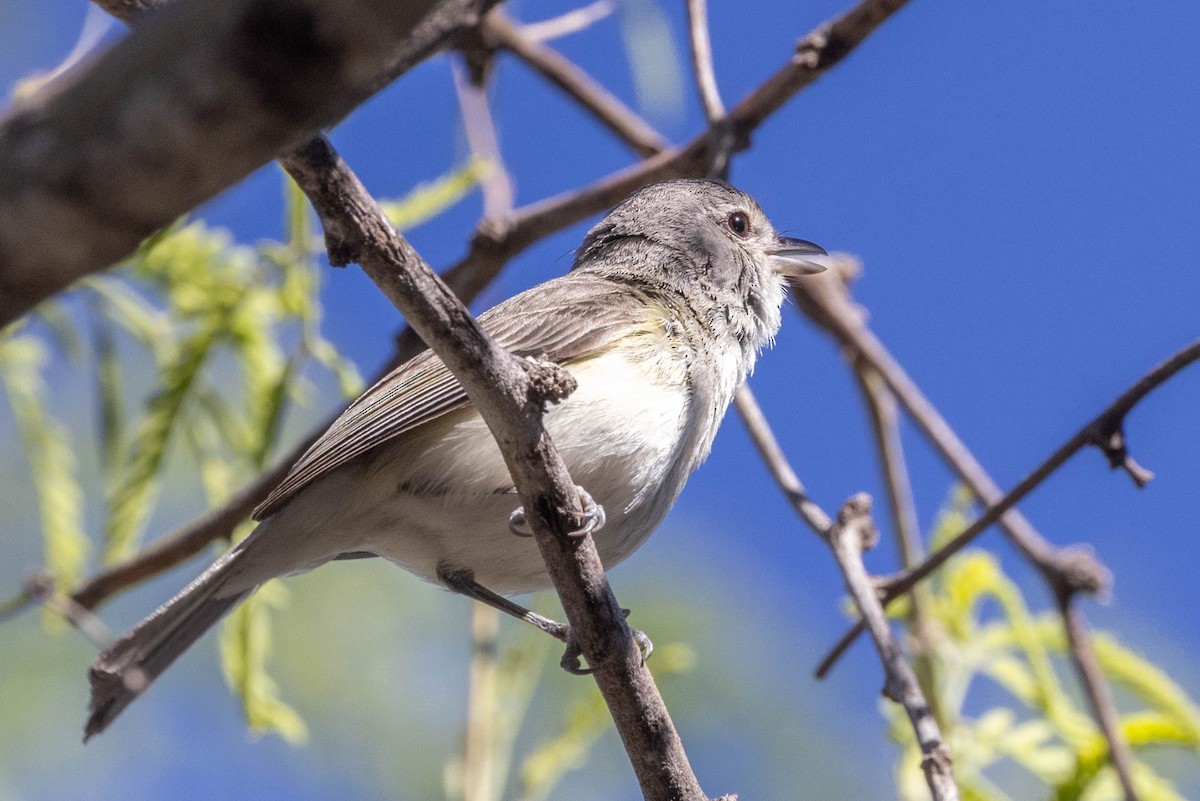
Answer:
[{"xmin": 85, "ymin": 178, "xmax": 826, "ymax": 739}]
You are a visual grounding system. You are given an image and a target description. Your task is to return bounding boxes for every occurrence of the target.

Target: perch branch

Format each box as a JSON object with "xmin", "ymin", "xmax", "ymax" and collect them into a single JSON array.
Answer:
[{"xmin": 280, "ymin": 133, "xmax": 708, "ymax": 801}]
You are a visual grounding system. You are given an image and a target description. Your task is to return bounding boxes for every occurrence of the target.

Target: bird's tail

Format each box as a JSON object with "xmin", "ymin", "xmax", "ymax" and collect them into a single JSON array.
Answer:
[{"xmin": 84, "ymin": 546, "xmax": 251, "ymax": 741}]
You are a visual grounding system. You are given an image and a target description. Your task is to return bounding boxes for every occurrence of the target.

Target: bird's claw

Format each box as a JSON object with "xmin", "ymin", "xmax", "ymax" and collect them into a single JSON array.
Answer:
[
  {"xmin": 508, "ymin": 485, "xmax": 606, "ymax": 538},
  {"xmin": 571, "ymin": 487, "xmax": 606, "ymax": 538},
  {"xmin": 507, "ymin": 506, "xmax": 533, "ymax": 537},
  {"xmin": 558, "ymin": 609, "xmax": 653, "ymax": 675}
]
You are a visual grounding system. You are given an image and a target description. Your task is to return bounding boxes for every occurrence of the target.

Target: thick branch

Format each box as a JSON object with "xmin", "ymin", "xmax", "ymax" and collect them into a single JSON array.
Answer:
[{"xmin": 0, "ymin": 0, "xmax": 499, "ymax": 326}]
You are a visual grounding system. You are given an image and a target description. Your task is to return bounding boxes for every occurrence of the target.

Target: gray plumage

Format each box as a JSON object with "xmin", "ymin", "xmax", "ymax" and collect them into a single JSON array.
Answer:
[{"xmin": 85, "ymin": 179, "xmax": 825, "ymax": 739}]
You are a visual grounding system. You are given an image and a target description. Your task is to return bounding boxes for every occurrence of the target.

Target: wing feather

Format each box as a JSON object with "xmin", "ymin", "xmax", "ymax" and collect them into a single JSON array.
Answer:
[{"xmin": 253, "ymin": 273, "xmax": 651, "ymax": 519}]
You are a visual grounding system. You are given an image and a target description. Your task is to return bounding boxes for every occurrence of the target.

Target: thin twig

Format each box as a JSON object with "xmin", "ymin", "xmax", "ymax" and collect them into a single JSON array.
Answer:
[
  {"xmin": 685, "ymin": 0, "xmax": 725, "ymax": 123},
  {"xmin": 732, "ymin": 395, "xmax": 962, "ymax": 801},
  {"xmin": 1057, "ymin": 592, "xmax": 1140, "ymax": 800},
  {"xmin": 853, "ymin": 365, "xmax": 943, "ymax": 722},
  {"xmin": 484, "ymin": 11, "xmax": 669, "ymax": 159},
  {"xmin": 9, "ymin": 574, "xmax": 117, "ymax": 650},
  {"xmin": 519, "ymin": 1, "xmax": 614, "ymax": 43},
  {"xmin": 684, "ymin": 0, "xmax": 734, "ymax": 179},
  {"xmin": 451, "ymin": 56, "xmax": 514, "ymax": 218},
  {"xmin": 825, "ymin": 495, "xmax": 959, "ymax": 801}
]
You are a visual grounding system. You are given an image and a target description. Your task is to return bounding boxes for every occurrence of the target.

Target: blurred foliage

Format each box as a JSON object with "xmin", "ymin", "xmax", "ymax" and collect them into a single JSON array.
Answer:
[
  {"xmin": 885, "ymin": 489, "xmax": 1200, "ymax": 801},
  {"xmin": 380, "ymin": 157, "xmax": 494, "ymax": 232},
  {"xmin": 0, "ymin": 162, "xmax": 486, "ymax": 740},
  {"xmin": 0, "ymin": 332, "xmax": 88, "ymax": 597},
  {"xmin": 441, "ymin": 607, "xmax": 698, "ymax": 801}
]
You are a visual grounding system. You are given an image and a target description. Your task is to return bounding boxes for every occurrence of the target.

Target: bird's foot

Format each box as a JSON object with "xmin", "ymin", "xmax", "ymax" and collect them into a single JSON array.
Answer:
[
  {"xmin": 559, "ymin": 609, "xmax": 653, "ymax": 675},
  {"xmin": 508, "ymin": 485, "xmax": 606, "ymax": 538}
]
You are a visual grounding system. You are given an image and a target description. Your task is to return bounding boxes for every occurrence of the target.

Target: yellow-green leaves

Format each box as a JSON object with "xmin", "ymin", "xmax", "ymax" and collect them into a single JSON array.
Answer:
[
  {"xmin": 219, "ymin": 579, "xmax": 308, "ymax": 745},
  {"xmin": 0, "ymin": 333, "xmax": 88, "ymax": 594},
  {"xmin": 381, "ymin": 158, "xmax": 493, "ymax": 232},
  {"xmin": 886, "ymin": 490, "xmax": 1200, "ymax": 801}
]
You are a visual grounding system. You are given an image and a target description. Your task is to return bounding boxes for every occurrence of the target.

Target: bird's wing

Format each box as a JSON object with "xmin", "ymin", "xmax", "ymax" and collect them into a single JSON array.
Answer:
[{"xmin": 253, "ymin": 273, "xmax": 649, "ymax": 520}]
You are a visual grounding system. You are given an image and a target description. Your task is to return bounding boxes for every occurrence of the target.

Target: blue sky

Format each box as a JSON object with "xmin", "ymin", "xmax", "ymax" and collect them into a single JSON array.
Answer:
[{"xmin": 3, "ymin": 1, "xmax": 1199, "ymax": 798}]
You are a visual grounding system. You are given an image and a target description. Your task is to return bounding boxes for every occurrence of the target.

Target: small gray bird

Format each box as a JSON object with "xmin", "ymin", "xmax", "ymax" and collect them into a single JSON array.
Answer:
[{"xmin": 85, "ymin": 179, "xmax": 825, "ymax": 738}]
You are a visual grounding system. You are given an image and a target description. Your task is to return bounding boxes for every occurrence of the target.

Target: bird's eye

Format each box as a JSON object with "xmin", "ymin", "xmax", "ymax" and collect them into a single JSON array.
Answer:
[{"xmin": 727, "ymin": 211, "xmax": 750, "ymax": 237}]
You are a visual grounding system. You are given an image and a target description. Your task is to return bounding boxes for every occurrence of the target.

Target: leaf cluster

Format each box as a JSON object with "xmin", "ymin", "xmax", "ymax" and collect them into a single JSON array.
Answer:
[{"xmin": 885, "ymin": 490, "xmax": 1200, "ymax": 801}]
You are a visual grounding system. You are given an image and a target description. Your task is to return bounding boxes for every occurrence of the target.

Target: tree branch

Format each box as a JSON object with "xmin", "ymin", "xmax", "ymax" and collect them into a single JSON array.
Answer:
[
  {"xmin": 824, "ymin": 495, "xmax": 959, "ymax": 801},
  {"xmin": 853, "ymin": 362, "xmax": 943, "ymax": 721},
  {"xmin": 735, "ymin": 390, "xmax": 959, "ymax": 800},
  {"xmin": 483, "ymin": 11, "xmax": 669, "ymax": 159},
  {"xmin": 280, "ymin": 133, "xmax": 708, "ymax": 801},
  {"xmin": 0, "ymin": 0, "xmax": 500, "ymax": 327},
  {"xmin": 873, "ymin": 337, "xmax": 1200, "ymax": 609}
]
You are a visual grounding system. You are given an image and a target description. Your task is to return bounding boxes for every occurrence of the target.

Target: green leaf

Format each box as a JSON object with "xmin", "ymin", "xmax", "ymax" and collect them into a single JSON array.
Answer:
[
  {"xmin": 90, "ymin": 298, "xmax": 126, "ymax": 474},
  {"xmin": 218, "ymin": 577, "xmax": 308, "ymax": 744},
  {"xmin": 102, "ymin": 324, "xmax": 221, "ymax": 563},
  {"xmin": 227, "ymin": 286, "xmax": 288, "ymax": 464},
  {"xmin": 380, "ymin": 158, "xmax": 492, "ymax": 232},
  {"xmin": 0, "ymin": 335, "xmax": 89, "ymax": 594},
  {"xmin": 517, "ymin": 687, "xmax": 611, "ymax": 801},
  {"xmin": 307, "ymin": 335, "xmax": 363, "ymax": 399},
  {"xmin": 83, "ymin": 275, "xmax": 171, "ymax": 355}
]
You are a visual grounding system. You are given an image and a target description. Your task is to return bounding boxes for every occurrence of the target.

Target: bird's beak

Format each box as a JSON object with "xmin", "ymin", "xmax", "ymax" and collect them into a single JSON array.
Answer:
[{"xmin": 768, "ymin": 236, "xmax": 828, "ymax": 277}]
